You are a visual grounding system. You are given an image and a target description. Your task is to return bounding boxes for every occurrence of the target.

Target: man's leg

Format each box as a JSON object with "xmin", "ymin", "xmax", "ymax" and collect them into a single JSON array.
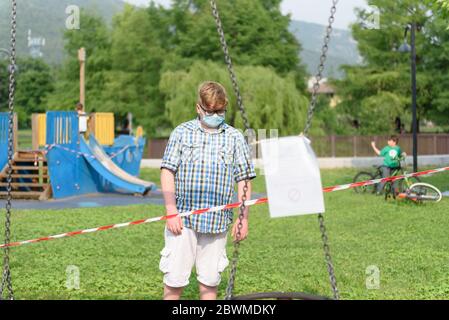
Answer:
[
  {"xmin": 160, "ymin": 227, "xmax": 197, "ymax": 300},
  {"xmin": 164, "ymin": 285, "xmax": 184, "ymax": 300},
  {"xmin": 196, "ymin": 232, "xmax": 229, "ymax": 300},
  {"xmin": 199, "ymin": 283, "xmax": 218, "ymax": 300}
]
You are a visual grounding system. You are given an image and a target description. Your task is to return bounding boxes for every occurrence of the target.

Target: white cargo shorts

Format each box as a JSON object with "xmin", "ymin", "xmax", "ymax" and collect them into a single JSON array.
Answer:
[{"xmin": 159, "ymin": 226, "xmax": 229, "ymax": 288}]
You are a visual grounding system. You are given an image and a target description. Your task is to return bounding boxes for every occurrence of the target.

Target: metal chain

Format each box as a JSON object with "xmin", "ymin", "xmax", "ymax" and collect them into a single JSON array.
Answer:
[
  {"xmin": 209, "ymin": 0, "xmax": 251, "ymax": 300},
  {"xmin": 0, "ymin": 0, "xmax": 17, "ymax": 301},
  {"xmin": 303, "ymin": 0, "xmax": 340, "ymax": 300},
  {"xmin": 304, "ymin": 0, "xmax": 338, "ymax": 135},
  {"xmin": 318, "ymin": 213, "xmax": 339, "ymax": 299},
  {"xmin": 211, "ymin": 0, "xmax": 339, "ymax": 300}
]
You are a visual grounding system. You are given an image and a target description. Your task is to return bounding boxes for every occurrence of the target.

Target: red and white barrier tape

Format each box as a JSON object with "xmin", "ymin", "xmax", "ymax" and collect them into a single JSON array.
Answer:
[
  {"xmin": 1, "ymin": 166, "xmax": 448, "ymax": 249},
  {"xmin": 323, "ymin": 166, "xmax": 449, "ymax": 192},
  {"xmin": 109, "ymin": 145, "xmax": 131, "ymax": 159},
  {"xmin": 0, "ymin": 198, "xmax": 267, "ymax": 249},
  {"xmin": 45, "ymin": 144, "xmax": 131, "ymax": 160}
]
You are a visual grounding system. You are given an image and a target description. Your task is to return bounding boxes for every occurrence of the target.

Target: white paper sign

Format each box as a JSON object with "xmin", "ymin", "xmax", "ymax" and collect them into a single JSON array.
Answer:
[{"xmin": 260, "ymin": 136, "xmax": 325, "ymax": 218}]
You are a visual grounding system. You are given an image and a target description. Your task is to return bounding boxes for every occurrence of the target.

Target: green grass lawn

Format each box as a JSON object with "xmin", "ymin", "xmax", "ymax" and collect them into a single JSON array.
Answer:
[{"xmin": 1, "ymin": 167, "xmax": 449, "ymax": 300}]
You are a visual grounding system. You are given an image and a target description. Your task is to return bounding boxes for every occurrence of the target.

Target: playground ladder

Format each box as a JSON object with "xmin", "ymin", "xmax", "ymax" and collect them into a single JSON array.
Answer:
[{"xmin": 0, "ymin": 150, "xmax": 51, "ymax": 200}]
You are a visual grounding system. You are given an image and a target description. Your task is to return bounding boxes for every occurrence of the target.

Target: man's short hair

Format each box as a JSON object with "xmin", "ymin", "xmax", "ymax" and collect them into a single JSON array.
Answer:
[
  {"xmin": 197, "ymin": 81, "xmax": 228, "ymax": 110},
  {"xmin": 389, "ymin": 135, "xmax": 399, "ymax": 144},
  {"xmin": 76, "ymin": 102, "xmax": 84, "ymax": 111}
]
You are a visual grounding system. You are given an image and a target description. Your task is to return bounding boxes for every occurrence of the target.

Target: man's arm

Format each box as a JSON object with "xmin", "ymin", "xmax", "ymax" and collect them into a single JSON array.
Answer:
[
  {"xmin": 161, "ymin": 168, "xmax": 183, "ymax": 235},
  {"xmin": 232, "ymin": 179, "xmax": 252, "ymax": 241},
  {"xmin": 371, "ymin": 141, "xmax": 381, "ymax": 156}
]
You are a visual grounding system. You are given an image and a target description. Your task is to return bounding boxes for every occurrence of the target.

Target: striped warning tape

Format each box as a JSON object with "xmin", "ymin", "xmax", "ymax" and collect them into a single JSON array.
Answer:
[
  {"xmin": 323, "ymin": 166, "xmax": 449, "ymax": 192},
  {"xmin": 45, "ymin": 144, "xmax": 131, "ymax": 160},
  {"xmin": 1, "ymin": 166, "xmax": 448, "ymax": 249},
  {"xmin": 0, "ymin": 198, "xmax": 267, "ymax": 249}
]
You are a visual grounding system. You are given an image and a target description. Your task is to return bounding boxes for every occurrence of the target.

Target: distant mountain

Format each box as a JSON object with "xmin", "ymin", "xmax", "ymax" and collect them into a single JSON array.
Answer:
[
  {"xmin": 0, "ymin": 0, "xmax": 125, "ymax": 64},
  {"xmin": 289, "ymin": 20, "xmax": 362, "ymax": 79},
  {"xmin": 0, "ymin": 2, "xmax": 361, "ymax": 77}
]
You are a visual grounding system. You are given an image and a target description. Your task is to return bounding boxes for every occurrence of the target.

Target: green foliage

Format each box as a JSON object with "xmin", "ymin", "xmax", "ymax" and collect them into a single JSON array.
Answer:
[
  {"xmin": 422, "ymin": 15, "xmax": 449, "ymax": 124},
  {"xmin": 313, "ymin": 96, "xmax": 355, "ymax": 135},
  {"xmin": 99, "ymin": 5, "xmax": 171, "ymax": 135},
  {"xmin": 358, "ymin": 92, "xmax": 405, "ymax": 134},
  {"xmin": 427, "ymin": 0, "xmax": 449, "ymax": 18},
  {"xmin": 160, "ymin": 61, "xmax": 310, "ymax": 136},
  {"xmin": 0, "ymin": 58, "xmax": 54, "ymax": 127},
  {"xmin": 171, "ymin": 0, "xmax": 304, "ymax": 81},
  {"xmin": 336, "ymin": 0, "xmax": 449, "ymax": 133},
  {"xmin": 44, "ymin": 10, "xmax": 112, "ymax": 112},
  {"xmin": 45, "ymin": 2, "xmax": 310, "ymax": 137}
]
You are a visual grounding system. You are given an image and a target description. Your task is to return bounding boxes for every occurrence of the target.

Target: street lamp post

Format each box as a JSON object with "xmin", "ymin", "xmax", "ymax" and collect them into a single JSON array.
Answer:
[{"xmin": 398, "ymin": 22, "xmax": 419, "ymax": 173}]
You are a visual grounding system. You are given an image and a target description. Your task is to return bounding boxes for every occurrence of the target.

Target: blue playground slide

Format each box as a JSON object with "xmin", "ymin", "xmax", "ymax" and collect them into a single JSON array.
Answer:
[{"xmin": 80, "ymin": 135, "xmax": 155, "ymax": 196}]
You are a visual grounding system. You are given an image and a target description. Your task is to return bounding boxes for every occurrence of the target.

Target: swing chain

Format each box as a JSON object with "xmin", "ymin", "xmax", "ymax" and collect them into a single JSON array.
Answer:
[
  {"xmin": 0, "ymin": 0, "xmax": 17, "ymax": 301},
  {"xmin": 303, "ymin": 0, "xmax": 340, "ymax": 300},
  {"xmin": 304, "ymin": 0, "xmax": 338, "ymax": 135},
  {"xmin": 209, "ymin": 0, "xmax": 251, "ymax": 300},
  {"xmin": 210, "ymin": 0, "xmax": 251, "ymax": 132},
  {"xmin": 318, "ymin": 213, "xmax": 339, "ymax": 299}
]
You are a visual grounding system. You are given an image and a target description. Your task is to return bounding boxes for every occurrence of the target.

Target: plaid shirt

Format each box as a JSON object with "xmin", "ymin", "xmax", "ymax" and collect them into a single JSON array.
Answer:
[{"xmin": 161, "ymin": 119, "xmax": 256, "ymax": 234}]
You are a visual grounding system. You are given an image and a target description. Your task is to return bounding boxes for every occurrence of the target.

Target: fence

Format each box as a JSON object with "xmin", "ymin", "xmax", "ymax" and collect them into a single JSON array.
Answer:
[{"xmin": 145, "ymin": 134, "xmax": 449, "ymax": 159}]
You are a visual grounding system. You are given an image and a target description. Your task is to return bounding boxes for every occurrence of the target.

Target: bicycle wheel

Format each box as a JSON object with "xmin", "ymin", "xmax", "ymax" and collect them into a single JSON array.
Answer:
[
  {"xmin": 353, "ymin": 172, "xmax": 375, "ymax": 194},
  {"xmin": 394, "ymin": 174, "xmax": 421, "ymax": 195},
  {"xmin": 407, "ymin": 183, "xmax": 442, "ymax": 203}
]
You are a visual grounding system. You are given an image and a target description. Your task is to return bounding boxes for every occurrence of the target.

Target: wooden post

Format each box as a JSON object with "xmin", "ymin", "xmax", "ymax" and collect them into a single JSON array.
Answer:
[
  {"xmin": 13, "ymin": 113, "xmax": 18, "ymax": 152},
  {"xmin": 32, "ymin": 114, "xmax": 38, "ymax": 150},
  {"xmin": 353, "ymin": 136, "xmax": 357, "ymax": 157},
  {"xmin": 433, "ymin": 134, "xmax": 438, "ymax": 155},
  {"xmin": 78, "ymin": 47, "xmax": 86, "ymax": 111},
  {"xmin": 331, "ymin": 135, "xmax": 336, "ymax": 157}
]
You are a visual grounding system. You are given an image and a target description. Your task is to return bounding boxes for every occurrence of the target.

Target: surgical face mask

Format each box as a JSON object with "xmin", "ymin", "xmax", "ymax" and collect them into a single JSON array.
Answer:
[{"xmin": 201, "ymin": 113, "xmax": 225, "ymax": 128}]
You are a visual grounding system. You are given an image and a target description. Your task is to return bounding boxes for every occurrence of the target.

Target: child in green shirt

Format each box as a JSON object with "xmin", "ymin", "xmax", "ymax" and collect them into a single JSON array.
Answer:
[{"xmin": 371, "ymin": 135, "xmax": 403, "ymax": 194}]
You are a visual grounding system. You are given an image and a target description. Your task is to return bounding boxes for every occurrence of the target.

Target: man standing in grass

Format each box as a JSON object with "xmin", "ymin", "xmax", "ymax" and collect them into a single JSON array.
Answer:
[{"xmin": 159, "ymin": 81, "xmax": 256, "ymax": 300}]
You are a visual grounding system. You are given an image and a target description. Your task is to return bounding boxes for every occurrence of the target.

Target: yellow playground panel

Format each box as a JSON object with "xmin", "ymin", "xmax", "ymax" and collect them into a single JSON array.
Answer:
[
  {"xmin": 32, "ymin": 112, "xmax": 116, "ymax": 148},
  {"xmin": 32, "ymin": 113, "xmax": 46, "ymax": 149},
  {"xmin": 91, "ymin": 113, "xmax": 115, "ymax": 146},
  {"xmin": 135, "ymin": 126, "xmax": 144, "ymax": 139}
]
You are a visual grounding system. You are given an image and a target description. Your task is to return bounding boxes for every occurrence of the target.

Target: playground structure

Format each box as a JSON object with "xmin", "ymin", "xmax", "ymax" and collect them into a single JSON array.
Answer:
[{"xmin": 0, "ymin": 111, "xmax": 155, "ymax": 200}]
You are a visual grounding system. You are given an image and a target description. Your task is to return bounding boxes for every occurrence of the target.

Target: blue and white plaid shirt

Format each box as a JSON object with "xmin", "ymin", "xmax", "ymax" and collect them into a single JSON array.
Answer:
[{"xmin": 161, "ymin": 119, "xmax": 256, "ymax": 234}]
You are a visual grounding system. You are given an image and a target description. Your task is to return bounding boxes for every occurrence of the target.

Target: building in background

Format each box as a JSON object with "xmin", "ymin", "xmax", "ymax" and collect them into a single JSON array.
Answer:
[
  {"xmin": 27, "ymin": 29, "xmax": 46, "ymax": 58},
  {"xmin": 307, "ymin": 77, "xmax": 340, "ymax": 107}
]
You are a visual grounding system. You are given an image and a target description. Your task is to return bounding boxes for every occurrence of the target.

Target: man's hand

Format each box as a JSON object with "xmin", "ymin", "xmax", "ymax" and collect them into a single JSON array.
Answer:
[
  {"xmin": 166, "ymin": 214, "xmax": 183, "ymax": 236},
  {"xmin": 371, "ymin": 141, "xmax": 376, "ymax": 148},
  {"xmin": 231, "ymin": 217, "xmax": 248, "ymax": 242}
]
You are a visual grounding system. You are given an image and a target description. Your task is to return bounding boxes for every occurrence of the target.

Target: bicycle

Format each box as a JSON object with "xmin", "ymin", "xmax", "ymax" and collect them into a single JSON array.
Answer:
[
  {"xmin": 353, "ymin": 158, "xmax": 442, "ymax": 203},
  {"xmin": 384, "ymin": 168, "xmax": 442, "ymax": 203},
  {"xmin": 353, "ymin": 157, "xmax": 420, "ymax": 195}
]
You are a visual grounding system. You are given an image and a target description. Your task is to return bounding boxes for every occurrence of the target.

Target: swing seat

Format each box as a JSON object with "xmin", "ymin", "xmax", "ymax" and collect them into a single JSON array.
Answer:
[{"xmin": 231, "ymin": 291, "xmax": 331, "ymax": 300}]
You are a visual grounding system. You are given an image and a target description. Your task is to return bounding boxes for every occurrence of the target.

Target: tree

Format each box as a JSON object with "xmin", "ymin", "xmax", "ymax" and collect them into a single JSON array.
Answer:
[
  {"xmin": 160, "ymin": 61, "xmax": 312, "ymax": 136},
  {"xmin": 100, "ymin": 4, "xmax": 172, "ymax": 135},
  {"xmin": 45, "ymin": 10, "xmax": 112, "ymax": 112},
  {"xmin": 168, "ymin": 0, "xmax": 307, "ymax": 90},
  {"xmin": 334, "ymin": 0, "xmax": 448, "ymax": 134},
  {"xmin": 423, "ymin": 14, "xmax": 449, "ymax": 124},
  {"xmin": 0, "ymin": 58, "xmax": 54, "ymax": 127}
]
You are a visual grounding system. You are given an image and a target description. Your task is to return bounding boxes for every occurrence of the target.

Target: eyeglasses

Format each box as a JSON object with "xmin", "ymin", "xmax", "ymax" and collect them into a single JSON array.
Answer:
[{"xmin": 198, "ymin": 103, "xmax": 227, "ymax": 116}]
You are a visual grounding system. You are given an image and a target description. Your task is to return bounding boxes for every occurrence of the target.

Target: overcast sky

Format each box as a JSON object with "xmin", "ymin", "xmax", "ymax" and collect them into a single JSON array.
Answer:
[{"xmin": 123, "ymin": 0, "xmax": 371, "ymax": 30}]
